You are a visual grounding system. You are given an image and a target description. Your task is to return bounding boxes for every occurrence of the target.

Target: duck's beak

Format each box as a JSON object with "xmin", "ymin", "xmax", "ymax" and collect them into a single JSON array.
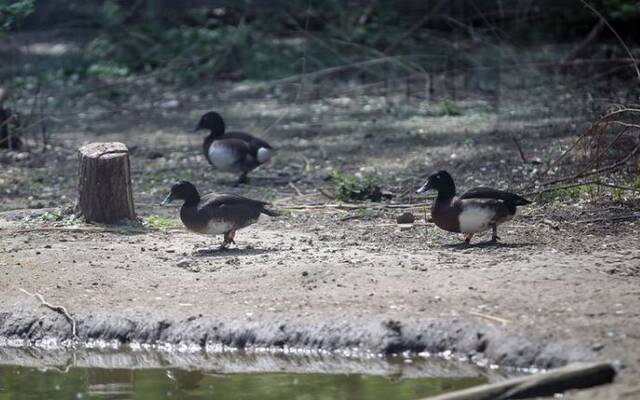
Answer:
[
  {"xmin": 161, "ymin": 192, "xmax": 174, "ymax": 206},
  {"xmin": 416, "ymin": 180, "xmax": 432, "ymax": 194},
  {"xmin": 192, "ymin": 121, "xmax": 204, "ymax": 133}
]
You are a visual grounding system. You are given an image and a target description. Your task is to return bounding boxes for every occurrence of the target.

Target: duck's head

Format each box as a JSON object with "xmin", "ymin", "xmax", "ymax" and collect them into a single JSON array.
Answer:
[
  {"xmin": 416, "ymin": 170, "xmax": 456, "ymax": 197},
  {"xmin": 193, "ymin": 111, "xmax": 225, "ymax": 136},
  {"xmin": 162, "ymin": 181, "xmax": 200, "ymax": 205}
]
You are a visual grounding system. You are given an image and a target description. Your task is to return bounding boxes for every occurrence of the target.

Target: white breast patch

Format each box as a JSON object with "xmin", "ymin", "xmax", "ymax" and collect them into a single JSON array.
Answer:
[
  {"xmin": 458, "ymin": 206, "xmax": 495, "ymax": 233},
  {"xmin": 204, "ymin": 220, "xmax": 233, "ymax": 235},
  {"xmin": 256, "ymin": 147, "xmax": 272, "ymax": 163},
  {"xmin": 209, "ymin": 143, "xmax": 238, "ymax": 170}
]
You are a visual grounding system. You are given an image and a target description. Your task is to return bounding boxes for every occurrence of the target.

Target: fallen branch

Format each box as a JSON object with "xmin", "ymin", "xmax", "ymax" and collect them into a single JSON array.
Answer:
[
  {"xmin": 0, "ymin": 226, "xmax": 148, "ymax": 235},
  {"xmin": 19, "ymin": 288, "xmax": 79, "ymax": 342},
  {"xmin": 279, "ymin": 201, "xmax": 431, "ymax": 211},
  {"xmin": 538, "ymin": 107, "xmax": 640, "ymax": 180},
  {"xmin": 526, "ymin": 181, "xmax": 600, "ymax": 196},
  {"xmin": 540, "ymin": 142, "xmax": 640, "ymax": 187},
  {"xmin": 528, "ymin": 180, "xmax": 640, "ymax": 197},
  {"xmin": 421, "ymin": 362, "xmax": 616, "ymax": 400},
  {"xmin": 575, "ymin": 213, "xmax": 640, "ymax": 224}
]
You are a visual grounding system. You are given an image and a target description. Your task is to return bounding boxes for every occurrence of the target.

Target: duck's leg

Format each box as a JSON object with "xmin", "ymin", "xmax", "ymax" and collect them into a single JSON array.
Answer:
[
  {"xmin": 234, "ymin": 172, "xmax": 249, "ymax": 186},
  {"xmin": 463, "ymin": 233, "xmax": 474, "ymax": 244},
  {"xmin": 220, "ymin": 230, "xmax": 236, "ymax": 249},
  {"xmin": 490, "ymin": 223, "xmax": 500, "ymax": 242}
]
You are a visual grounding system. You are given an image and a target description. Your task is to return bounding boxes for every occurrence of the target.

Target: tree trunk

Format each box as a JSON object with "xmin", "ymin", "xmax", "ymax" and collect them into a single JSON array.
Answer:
[{"xmin": 77, "ymin": 142, "xmax": 136, "ymax": 223}]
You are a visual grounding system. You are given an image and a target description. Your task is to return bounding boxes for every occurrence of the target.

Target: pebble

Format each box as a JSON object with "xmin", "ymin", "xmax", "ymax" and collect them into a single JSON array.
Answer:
[{"xmin": 176, "ymin": 259, "xmax": 191, "ymax": 268}]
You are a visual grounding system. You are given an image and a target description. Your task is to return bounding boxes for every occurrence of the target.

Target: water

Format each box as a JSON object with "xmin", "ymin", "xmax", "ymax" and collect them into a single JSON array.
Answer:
[{"xmin": 0, "ymin": 348, "xmax": 488, "ymax": 400}]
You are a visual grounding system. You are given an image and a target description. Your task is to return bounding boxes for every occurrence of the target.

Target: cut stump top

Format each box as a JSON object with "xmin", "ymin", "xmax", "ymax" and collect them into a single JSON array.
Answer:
[{"xmin": 79, "ymin": 142, "xmax": 129, "ymax": 159}]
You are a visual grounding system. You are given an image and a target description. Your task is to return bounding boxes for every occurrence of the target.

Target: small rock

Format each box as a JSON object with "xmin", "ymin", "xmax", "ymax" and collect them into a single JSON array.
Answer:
[
  {"xmin": 396, "ymin": 212, "xmax": 415, "ymax": 224},
  {"xmin": 159, "ymin": 99, "xmax": 180, "ymax": 109},
  {"xmin": 302, "ymin": 271, "xmax": 308, "ymax": 277},
  {"xmin": 176, "ymin": 259, "xmax": 192, "ymax": 268}
]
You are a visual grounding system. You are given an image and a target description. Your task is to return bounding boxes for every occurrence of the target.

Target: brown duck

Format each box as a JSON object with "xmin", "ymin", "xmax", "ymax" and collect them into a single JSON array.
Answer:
[
  {"xmin": 416, "ymin": 170, "xmax": 531, "ymax": 244},
  {"xmin": 162, "ymin": 181, "xmax": 279, "ymax": 250}
]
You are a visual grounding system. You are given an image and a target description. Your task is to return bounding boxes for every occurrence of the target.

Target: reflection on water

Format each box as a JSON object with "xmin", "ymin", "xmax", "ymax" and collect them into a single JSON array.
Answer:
[
  {"xmin": 0, "ymin": 349, "xmax": 488, "ymax": 400},
  {"xmin": 0, "ymin": 365, "xmax": 484, "ymax": 400}
]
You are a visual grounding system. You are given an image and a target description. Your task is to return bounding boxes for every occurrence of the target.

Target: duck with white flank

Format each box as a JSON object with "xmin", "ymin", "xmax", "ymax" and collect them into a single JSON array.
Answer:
[
  {"xmin": 162, "ymin": 181, "xmax": 279, "ymax": 251},
  {"xmin": 416, "ymin": 170, "xmax": 530, "ymax": 244},
  {"xmin": 193, "ymin": 111, "xmax": 273, "ymax": 185}
]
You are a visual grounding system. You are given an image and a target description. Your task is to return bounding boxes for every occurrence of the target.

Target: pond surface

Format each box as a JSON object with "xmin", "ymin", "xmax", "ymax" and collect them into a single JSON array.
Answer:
[{"xmin": 0, "ymin": 348, "xmax": 488, "ymax": 400}]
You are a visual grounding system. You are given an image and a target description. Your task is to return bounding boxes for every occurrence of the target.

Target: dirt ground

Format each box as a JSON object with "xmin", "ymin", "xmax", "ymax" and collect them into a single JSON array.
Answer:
[{"xmin": 1, "ymin": 81, "xmax": 640, "ymax": 399}]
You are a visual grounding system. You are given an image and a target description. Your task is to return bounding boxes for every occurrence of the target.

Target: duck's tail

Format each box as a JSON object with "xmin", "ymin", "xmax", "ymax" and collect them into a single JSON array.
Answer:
[
  {"xmin": 261, "ymin": 207, "xmax": 281, "ymax": 217},
  {"xmin": 512, "ymin": 195, "xmax": 531, "ymax": 206}
]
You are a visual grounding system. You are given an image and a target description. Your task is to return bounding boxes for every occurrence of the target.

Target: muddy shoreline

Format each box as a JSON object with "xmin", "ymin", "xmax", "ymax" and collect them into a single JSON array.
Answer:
[{"xmin": 0, "ymin": 307, "xmax": 593, "ymax": 370}]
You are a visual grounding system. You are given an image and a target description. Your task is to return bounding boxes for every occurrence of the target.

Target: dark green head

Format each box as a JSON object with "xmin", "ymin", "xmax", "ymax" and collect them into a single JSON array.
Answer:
[
  {"xmin": 162, "ymin": 181, "xmax": 200, "ymax": 205},
  {"xmin": 416, "ymin": 170, "xmax": 456, "ymax": 198},
  {"xmin": 193, "ymin": 111, "xmax": 225, "ymax": 137}
]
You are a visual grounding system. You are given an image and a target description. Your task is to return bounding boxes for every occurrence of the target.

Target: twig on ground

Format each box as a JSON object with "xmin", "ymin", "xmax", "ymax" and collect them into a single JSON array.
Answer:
[
  {"xmin": 0, "ymin": 227, "xmax": 148, "ymax": 235},
  {"xmin": 468, "ymin": 310, "xmax": 510, "ymax": 326},
  {"xmin": 280, "ymin": 202, "xmax": 431, "ymax": 211},
  {"xmin": 19, "ymin": 288, "xmax": 79, "ymax": 341},
  {"xmin": 597, "ymin": 182, "xmax": 640, "ymax": 193},
  {"xmin": 527, "ymin": 180, "xmax": 640, "ymax": 197},
  {"xmin": 575, "ymin": 213, "xmax": 640, "ymax": 224},
  {"xmin": 317, "ymin": 188, "xmax": 336, "ymax": 200},
  {"xmin": 288, "ymin": 181, "xmax": 304, "ymax": 197},
  {"xmin": 526, "ymin": 181, "xmax": 600, "ymax": 196}
]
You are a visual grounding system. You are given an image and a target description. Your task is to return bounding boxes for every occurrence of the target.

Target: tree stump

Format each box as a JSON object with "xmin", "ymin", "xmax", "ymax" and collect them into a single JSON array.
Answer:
[{"xmin": 77, "ymin": 142, "xmax": 136, "ymax": 223}]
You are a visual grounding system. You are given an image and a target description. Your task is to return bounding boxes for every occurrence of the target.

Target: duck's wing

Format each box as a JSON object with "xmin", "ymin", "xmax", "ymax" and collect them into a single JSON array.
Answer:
[
  {"xmin": 197, "ymin": 193, "xmax": 268, "ymax": 228},
  {"xmin": 226, "ymin": 131, "xmax": 273, "ymax": 163},
  {"xmin": 456, "ymin": 197, "xmax": 512, "ymax": 232},
  {"xmin": 460, "ymin": 187, "xmax": 530, "ymax": 206}
]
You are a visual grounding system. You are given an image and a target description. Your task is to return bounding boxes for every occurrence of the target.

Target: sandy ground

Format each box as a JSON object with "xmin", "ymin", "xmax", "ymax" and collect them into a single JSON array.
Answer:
[{"xmin": 1, "ymin": 85, "xmax": 639, "ymax": 399}]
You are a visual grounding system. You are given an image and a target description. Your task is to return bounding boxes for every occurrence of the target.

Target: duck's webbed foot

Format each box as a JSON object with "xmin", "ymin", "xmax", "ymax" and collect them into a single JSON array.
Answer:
[
  {"xmin": 490, "ymin": 224, "xmax": 500, "ymax": 243},
  {"xmin": 221, "ymin": 230, "xmax": 237, "ymax": 249},
  {"xmin": 233, "ymin": 173, "xmax": 249, "ymax": 186},
  {"xmin": 463, "ymin": 233, "xmax": 474, "ymax": 244}
]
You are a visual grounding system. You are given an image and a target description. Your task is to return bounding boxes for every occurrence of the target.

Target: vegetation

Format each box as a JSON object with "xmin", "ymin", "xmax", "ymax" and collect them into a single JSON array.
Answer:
[
  {"xmin": 2, "ymin": 1, "xmax": 639, "ymax": 83},
  {"xmin": 329, "ymin": 171, "xmax": 392, "ymax": 202},
  {"xmin": 142, "ymin": 214, "xmax": 181, "ymax": 230},
  {"xmin": 0, "ymin": 0, "xmax": 34, "ymax": 33}
]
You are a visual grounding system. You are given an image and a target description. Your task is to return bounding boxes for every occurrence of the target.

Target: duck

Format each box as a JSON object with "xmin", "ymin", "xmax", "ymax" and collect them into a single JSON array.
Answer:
[
  {"xmin": 161, "ymin": 181, "xmax": 279, "ymax": 250},
  {"xmin": 193, "ymin": 111, "xmax": 273, "ymax": 185},
  {"xmin": 416, "ymin": 170, "xmax": 530, "ymax": 244}
]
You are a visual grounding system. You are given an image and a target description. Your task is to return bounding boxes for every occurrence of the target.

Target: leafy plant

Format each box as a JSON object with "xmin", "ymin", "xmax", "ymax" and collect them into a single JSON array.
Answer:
[
  {"xmin": 436, "ymin": 100, "xmax": 462, "ymax": 117},
  {"xmin": 40, "ymin": 209, "xmax": 64, "ymax": 222},
  {"xmin": 0, "ymin": 0, "xmax": 34, "ymax": 33},
  {"xmin": 329, "ymin": 171, "xmax": 392, "ymax": 202},
  {"xmin": 143, "ymin": 214, "xmax": 181, "ymax": 230}
]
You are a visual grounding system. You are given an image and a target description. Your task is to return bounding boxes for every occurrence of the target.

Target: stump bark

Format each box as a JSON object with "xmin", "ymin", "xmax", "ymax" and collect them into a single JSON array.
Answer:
[{"xmin": 77, "ymin": 142, "xmax": 136, "ymax": 223}]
